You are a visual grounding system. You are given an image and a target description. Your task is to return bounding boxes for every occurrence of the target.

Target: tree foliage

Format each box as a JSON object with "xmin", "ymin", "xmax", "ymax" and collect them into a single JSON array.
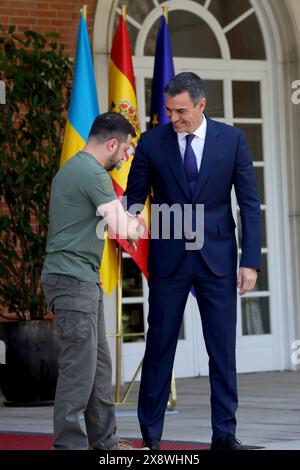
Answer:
[{"xmin": 0, "ymin": 25, "xmax": 72, "ymax": 319}]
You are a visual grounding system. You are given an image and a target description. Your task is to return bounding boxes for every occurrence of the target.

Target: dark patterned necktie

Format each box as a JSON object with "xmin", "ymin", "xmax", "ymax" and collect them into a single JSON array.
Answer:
[{"xmin": 184, "ymin": 134, "xmax": 198, "ymax": 195}]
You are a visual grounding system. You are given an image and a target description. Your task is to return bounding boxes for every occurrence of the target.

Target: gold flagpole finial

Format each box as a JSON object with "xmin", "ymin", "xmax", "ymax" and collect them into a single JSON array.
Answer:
[
  {"xmin": 121, "ymin": 4, "xmax": 127, "ymax": 20},
  {"xmin": 162, "ymin": 6, "xmax": 169, "ymax": 23},
  {"xmin": 81, "ymin": 5, "xmax": 88, "ymax": 21}
]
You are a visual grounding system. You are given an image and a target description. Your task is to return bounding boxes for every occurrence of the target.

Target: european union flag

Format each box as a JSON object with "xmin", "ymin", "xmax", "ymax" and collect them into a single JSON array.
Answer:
[{"xmin": 150, "ymin": 15, "xmax": 175, "ymax": 128}]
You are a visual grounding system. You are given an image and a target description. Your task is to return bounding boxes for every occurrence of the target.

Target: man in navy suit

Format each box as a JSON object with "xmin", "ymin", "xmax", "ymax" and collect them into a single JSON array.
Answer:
[{"xmin": 124, "ymin": 72, "xmax": 261, "ymax": 450}]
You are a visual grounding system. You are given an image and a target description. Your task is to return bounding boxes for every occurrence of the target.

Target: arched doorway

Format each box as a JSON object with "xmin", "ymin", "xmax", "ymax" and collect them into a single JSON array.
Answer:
[{"xmin": 94, "ymin": 0, "xmax": 295, "ymax": 380}]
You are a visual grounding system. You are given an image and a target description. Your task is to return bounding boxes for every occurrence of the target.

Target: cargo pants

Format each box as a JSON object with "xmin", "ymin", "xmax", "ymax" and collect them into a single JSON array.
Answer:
[{"xmin": 41, "ymin": 273, "xmax": 119, "ymax": 450}]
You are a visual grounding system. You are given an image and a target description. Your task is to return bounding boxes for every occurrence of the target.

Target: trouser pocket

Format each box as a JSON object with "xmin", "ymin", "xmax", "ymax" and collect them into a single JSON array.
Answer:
[{"xmin": 55, "ymin": 309, "xmax": 96, "ymax": 342}]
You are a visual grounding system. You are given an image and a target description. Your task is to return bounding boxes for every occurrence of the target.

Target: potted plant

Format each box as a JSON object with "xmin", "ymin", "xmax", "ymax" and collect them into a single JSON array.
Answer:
[{"xmin": 0, "ymin": 25, "xmax": 72, "ymax": 405}]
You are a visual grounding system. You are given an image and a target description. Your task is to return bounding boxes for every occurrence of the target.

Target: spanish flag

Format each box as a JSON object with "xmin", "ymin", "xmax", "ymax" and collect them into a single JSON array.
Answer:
[
  {"xmin": 100, "ymin": 13, "xmax": 149, "ymax": 294},
  {"xmin": 60, "ymin": 13, "xmax": 99, "ymax": 166}
]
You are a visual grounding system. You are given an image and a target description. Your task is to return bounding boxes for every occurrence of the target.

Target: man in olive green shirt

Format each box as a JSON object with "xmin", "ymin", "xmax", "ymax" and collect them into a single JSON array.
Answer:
[{"xmin": 42, "ymin": 112, "xmax": 145, "ymax": 450}]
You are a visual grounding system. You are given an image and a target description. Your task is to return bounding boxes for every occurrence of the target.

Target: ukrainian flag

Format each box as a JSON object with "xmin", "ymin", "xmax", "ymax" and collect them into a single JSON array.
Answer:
[{"xmin": 60, "ymin": 13, "xmax": 99, "ymax": 166}]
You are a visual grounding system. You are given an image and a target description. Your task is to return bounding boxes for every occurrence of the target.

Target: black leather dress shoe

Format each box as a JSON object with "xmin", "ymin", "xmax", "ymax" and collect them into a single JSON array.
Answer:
[
  {"xmin": 211, "ymin": 435, "xmax": 249, "ymax": 450},
  {"xmin": 142, "ymin": 439, "xmax": 160, "ymax": 450}
]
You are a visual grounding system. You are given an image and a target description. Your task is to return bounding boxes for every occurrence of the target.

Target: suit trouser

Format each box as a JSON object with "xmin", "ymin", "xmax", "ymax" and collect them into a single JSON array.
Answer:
[
  {"xmin": 138, "ymin": 251, "xmax": 238, "ymax": 442},
  {"xmin": 41, "ymin": 274, "xmax": 118, "ymax": 450}
]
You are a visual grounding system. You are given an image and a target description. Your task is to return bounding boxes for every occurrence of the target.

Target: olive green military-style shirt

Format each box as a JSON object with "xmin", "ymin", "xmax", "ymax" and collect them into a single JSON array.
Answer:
[{"xmin": 42, "ymin": 151, "xmax": 117, "ymax": 282}]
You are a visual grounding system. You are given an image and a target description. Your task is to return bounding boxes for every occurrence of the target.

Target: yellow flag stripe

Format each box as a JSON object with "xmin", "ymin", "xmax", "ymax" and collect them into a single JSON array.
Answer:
[
  {"xmin": 100, "ymin": 234, "xmax": 119, "ymax": 296},
  {"xmin": 109, "ymin": 60, "xmax": 140, "ymax": 128},
  {"xmin": 60, "ymin": 120, "xmax": 86, "ymax": 166},
  {"xmin": 108, "ymin": 60, "xmax": 141, "ymax": 191}
]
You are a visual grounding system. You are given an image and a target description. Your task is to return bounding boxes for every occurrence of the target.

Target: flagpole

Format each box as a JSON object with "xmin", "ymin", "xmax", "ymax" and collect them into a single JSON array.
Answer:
[
  {"xmin": 162, "ymin": 6, "xmax": 169, "ymax": 23},
  {"xmin": 81, "ymin": 4, "xmax": 88, "ymax": 20},
  {"xmin": 114, "ymin": 2, "xmax": 128, "ymax": 403},
  {"xmin": 121, "ymin": 4, "xmax": 127, "ymax": 20},
  {"xmin": 115, "ymin": 244, "xmax": 123, "ymax": 403}
]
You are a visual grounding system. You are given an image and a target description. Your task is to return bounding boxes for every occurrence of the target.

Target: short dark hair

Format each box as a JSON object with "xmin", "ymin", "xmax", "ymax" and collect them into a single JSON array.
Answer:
[
  {"xmin": 164, "ymin": 72, "xmax": 206, "ymax": 105},
  {"xmin": 89, "ymin": 112, "xmax": 136, "ymax": 143}
]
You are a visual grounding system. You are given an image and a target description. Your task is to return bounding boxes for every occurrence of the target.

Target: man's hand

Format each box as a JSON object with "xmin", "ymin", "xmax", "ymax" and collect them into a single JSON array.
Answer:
[
  {"xmin": 127, "ymin": 213, "xmax": 145, "ymax": 239},
  {"xmin": 97, "ymin": 200, "xmax": 146, "ymax": 242},
  {"xmin": 127, "ymin": 214, "xmax": 146, "ymax": 251},
  {"xmin": 127, "ymin": 237, "xmax": 137, "ymax": 251},
  {"xmin": 237, "ymin": 267, "xmax": 257, "ymax": 296}
]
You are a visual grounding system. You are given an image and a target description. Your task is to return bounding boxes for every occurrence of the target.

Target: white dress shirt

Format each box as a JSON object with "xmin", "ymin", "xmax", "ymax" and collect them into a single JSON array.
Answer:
[{"xmin": 177, "ymin": 115, "xmax": 207, "ymax": 171}]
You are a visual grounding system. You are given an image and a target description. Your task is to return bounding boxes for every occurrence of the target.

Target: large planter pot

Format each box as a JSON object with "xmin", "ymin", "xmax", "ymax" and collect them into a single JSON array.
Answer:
[{"xmin": 0, "ymin": 319, "xmax": 59, "ymax": 406}]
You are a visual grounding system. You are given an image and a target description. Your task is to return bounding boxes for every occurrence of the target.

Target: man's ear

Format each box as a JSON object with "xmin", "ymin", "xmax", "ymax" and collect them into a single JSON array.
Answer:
[
  {"xmin": 107, "ymin": 138, "xmax": 118, "ymax": 152},
  {"xmin": 199, "ymin": 98, "xmax": 206, "ymax": 113}
]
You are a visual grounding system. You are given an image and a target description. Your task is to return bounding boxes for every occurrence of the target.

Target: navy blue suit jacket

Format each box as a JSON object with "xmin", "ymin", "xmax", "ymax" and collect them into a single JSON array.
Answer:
[{"xmin": 124, "ymin": 117, "xmax": 261, "ymax": 278}]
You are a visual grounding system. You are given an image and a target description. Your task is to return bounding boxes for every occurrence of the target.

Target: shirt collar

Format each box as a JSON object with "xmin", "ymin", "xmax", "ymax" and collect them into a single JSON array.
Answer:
[{"xmin": 177, "ymin": 114, "xmax": 207, "ymax": 141}]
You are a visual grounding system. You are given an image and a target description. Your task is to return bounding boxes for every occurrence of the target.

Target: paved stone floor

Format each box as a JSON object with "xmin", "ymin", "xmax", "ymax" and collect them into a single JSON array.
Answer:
[{"xmin": 0, "ymin": 371, "xmax": 300, "ymax": 450}]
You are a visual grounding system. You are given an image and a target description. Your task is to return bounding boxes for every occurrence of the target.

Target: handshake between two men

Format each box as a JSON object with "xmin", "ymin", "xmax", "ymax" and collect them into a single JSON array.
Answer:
[{"xmin": 97, "ymin": 198, "xmax": 145, "ymax": 251}]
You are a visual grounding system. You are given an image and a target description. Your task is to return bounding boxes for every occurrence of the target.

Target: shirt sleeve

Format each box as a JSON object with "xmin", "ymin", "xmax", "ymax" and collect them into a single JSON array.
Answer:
[
  {"xmin": 78, "ymin": 164, "xmax": 117, "ymax": 208},
  {"xmin": 97, "ymin": 199, "xmax": 143, "ymax": 239}
]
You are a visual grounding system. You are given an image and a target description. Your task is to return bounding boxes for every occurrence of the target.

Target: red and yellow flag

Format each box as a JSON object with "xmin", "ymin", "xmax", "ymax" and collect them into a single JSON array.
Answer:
[{"xmin": 100, "ymin": 13, "xmax": 149, "ymax": 295}]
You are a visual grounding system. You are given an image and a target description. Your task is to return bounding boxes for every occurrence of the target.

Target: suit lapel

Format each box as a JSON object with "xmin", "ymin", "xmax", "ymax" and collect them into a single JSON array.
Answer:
[
  {"xmin": 162, "ymin": 124, "xmax": 191, "ymax": 199},
  {"xmin": 193, "ymin": 117, "xmax": 221, "ymax": 201}
]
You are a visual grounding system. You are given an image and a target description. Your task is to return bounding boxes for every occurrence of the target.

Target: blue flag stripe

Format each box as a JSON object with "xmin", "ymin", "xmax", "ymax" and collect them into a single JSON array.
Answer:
[{"xmin": 68, "ymin": 15, "xmax": 99, "ymax": 141}]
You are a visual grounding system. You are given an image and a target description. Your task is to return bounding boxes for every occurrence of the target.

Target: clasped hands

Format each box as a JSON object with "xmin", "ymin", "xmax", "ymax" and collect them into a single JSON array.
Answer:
[{"xmin": 127, "ymin": 213, "xmax": 145, "ymax": 251}]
